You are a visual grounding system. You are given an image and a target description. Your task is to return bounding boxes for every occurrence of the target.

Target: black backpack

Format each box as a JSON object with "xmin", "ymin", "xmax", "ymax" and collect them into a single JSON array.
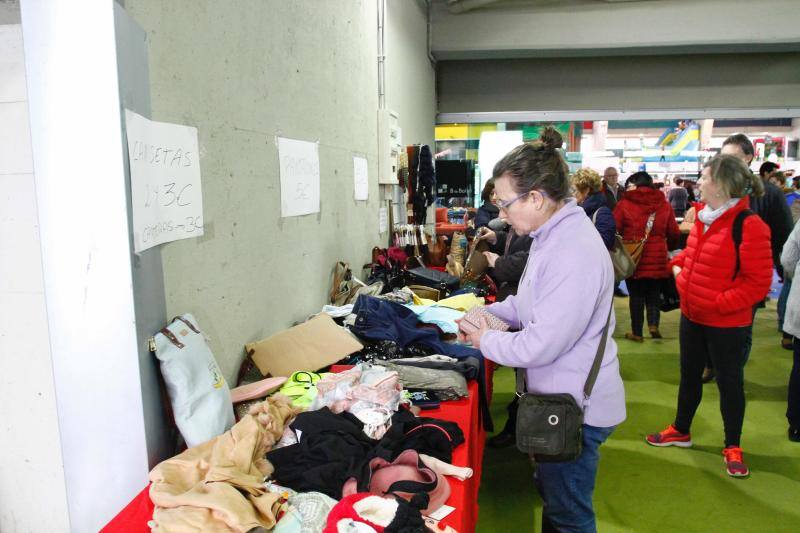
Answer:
[{"xmin": 731, "ymin": 209, "xmax": 754, "ymax": 281}]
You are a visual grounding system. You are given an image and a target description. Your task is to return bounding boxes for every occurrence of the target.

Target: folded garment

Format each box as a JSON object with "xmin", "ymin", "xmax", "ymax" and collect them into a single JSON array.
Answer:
[
  {"xmin": 435, "ymin": 293, "xmax": 484, "ymax": 311},
  {"xmin": 393, "ymin": 355, "xmax": 480, "ymax": 381},
  {"xmin": 376, "ymin": 361, "xmax": 467, "ymax": 401},
  {"xmin": 404, "ymin": 304, "xmax": 464, "ymax": 335}
]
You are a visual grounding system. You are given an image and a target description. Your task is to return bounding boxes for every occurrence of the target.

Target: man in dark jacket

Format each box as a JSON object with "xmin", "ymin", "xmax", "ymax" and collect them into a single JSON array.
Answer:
[
  {"xmin": 722, "ymin": 134, "xmax": 793, "ymax": 274},
  {"xmin": 722, "ymin": 133, "xmax": 794, "ymax": 359},
  {"xmin": 602, "ymin": 166, "xmax": 625, "ymax": 209}
]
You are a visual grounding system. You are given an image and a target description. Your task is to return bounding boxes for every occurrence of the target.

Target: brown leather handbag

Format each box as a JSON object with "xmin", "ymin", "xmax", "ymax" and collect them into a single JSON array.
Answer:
[{"xmin": 622, "ymin": 212, "xmax": 656, "ymax": 266}]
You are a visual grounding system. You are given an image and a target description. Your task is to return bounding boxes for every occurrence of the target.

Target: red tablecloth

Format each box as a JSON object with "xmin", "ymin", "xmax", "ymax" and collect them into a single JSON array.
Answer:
[{"xmin": 102, "ymin": 382, "xmax": 485, "ymax": 533}]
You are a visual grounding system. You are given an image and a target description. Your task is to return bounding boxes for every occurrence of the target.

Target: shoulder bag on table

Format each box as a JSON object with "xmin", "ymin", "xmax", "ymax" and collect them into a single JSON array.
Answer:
[{"xmin": 515, "ymin": 301, "xmax": 613, "ymax": 462}]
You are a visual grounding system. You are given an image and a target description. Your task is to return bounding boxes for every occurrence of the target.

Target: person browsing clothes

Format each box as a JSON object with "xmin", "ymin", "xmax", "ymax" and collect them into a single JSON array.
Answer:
[{"xmin": 459, "ymin": 128, "xmax": 625, "ymax": 533}]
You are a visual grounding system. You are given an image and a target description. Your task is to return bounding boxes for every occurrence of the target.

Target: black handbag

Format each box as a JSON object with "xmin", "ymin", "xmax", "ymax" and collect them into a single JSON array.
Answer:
[
  {"xmin": 405, "ymin": 267, "xmax": 460, "ymax": 294},
  {"xmin": 659, "ymin": 276, "xmax": 680, "ymax": 312},
  {"xmin": 515, "ymin": 301, "xmax": 613, "ymax": 462}
]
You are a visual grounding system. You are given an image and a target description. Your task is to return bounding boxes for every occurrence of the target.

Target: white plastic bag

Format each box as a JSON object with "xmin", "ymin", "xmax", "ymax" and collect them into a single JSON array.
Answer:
[{"xmin": 154, "ymin": 313, "xmax": 234, "ymax": 447}]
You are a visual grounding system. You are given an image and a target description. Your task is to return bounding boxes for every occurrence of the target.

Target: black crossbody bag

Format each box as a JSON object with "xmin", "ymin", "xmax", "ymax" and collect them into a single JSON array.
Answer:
[{"xmin": 515, "ymin": 301, "xmax": 613, "ymax": 462}]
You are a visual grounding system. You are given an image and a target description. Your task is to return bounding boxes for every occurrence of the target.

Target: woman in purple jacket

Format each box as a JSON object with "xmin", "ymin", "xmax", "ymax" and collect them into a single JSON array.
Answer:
[{"xmin": 460, "ymin": 128, "xmax": 626, "ymax": 533}]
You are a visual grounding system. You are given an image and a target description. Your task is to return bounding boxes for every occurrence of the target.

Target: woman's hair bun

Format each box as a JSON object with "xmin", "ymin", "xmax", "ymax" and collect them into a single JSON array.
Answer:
[{"xmin": 539, "ymin": 126, "xmax": 563, "ymax": 153}]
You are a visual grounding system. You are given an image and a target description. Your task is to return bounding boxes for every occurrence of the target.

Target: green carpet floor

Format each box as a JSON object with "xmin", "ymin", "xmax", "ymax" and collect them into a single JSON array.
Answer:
[{"xmin": 476, "ymin": 297, "xmax": 800, "ymax": 532}]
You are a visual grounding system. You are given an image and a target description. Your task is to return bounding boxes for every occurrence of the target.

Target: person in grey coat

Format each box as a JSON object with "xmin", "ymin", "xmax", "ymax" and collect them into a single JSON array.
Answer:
[{"xmin": 779, "ymin": 219, "xmax": 800, "ymax": 442}]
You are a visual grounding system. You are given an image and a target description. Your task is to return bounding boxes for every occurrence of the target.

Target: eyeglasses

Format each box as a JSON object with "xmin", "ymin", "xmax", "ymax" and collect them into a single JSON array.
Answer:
[{"xmin": 494, "ymin": 191, "xmax": 531, "ymax": 210}]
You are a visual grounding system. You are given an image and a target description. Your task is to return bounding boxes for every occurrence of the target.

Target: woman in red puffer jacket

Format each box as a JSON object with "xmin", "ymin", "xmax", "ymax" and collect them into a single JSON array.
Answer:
[
  {"xmin": 646, "ymin": 154, "xmax": 772, "ymax": 478},
  {"xmin": 614, "ymin": 171, "xmax": 681, "ymax": 341}
]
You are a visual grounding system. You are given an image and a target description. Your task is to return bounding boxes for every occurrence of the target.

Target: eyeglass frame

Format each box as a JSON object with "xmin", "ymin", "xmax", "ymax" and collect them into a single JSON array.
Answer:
[{"xmin": 494, "ymin": 189, "xmax": 549, "ymax": 210}]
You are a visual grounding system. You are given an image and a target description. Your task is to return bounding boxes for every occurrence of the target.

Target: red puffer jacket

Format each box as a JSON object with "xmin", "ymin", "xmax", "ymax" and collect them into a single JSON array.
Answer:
[
  {"xmin": 613, "ymin": 187, "xmax": 681, "ymax": 279},
  {"xmin": 670, "ymin": 196, "xmax": 773, "ymax": 328}
]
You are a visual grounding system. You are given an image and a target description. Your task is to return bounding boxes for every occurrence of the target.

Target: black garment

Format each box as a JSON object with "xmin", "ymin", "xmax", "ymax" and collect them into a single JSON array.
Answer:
[
  {"xmin": 668, "ymin": 186, "xmax": 689, "ymax": 217},
  {"xmin": 411, "ymin": 145, "xmax": 436, "ymax": 225},
  {"xmin": 789, "ymin": 338, "xmax": 800, "ymax": 429},
  {"xmin": 498, "ymin": 394, "xmax": 520, "ymax": 436},
  {"xmin": 674, "ymin": 315, "xmax": 749, "ymax": 447},
  {"xmin": 371, "ymin": 409, "xmax": 465, "ymax": 465},
  {"xmin": 344, "ymin": 339, "xmax": 435, "ymax": 365},
  {"xmin": 475, "ymin": 202, "xmax": 500, "ymax": 229},
  {"xmin": 489, "ymin": 230, "xmax": 532, "ymax": 302},
  {"xmin": 626, "ymin": 278, "xmax": 662, "ymax": 336},
  {"xmin": 266, "ymin": 408, "xmax": 377, "ymax": 499},
  {"xmin": 602, "ymin": 181, "xmax": 624, "ymax": 210},
  {"xmin": 750, "ymin": 180, "xmax": 793, "ymax": 271}
]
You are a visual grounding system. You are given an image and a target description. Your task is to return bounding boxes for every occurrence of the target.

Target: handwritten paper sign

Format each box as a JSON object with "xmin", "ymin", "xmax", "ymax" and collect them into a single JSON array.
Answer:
[
  {"xmin": 278, "ymin": 137, "xmax": 320, "ymax": 217},
  {"xmin": 125, "ymin": 110, "xmax": 204, "ymax": 253},
  {"xmin": 353, "ymin": 155, "xmax": 369, "ymax": 201}
]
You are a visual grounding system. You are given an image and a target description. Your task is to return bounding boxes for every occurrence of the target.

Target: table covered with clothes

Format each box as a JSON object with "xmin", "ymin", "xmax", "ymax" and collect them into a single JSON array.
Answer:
[{"xmin": 102, "ymin": 291, "xmax": 492, "ymax": 533}]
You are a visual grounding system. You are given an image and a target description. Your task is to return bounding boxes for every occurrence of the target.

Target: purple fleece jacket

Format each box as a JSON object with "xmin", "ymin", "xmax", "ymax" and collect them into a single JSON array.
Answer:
[{"xmin": 481, "ymin": 200, "xmax": 626, "ymax": 428}]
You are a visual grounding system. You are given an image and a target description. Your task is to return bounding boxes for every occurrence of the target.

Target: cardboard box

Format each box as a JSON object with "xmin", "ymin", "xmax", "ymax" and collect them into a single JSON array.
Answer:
[{"xmin": 246, "ymin": 314, "xmax": 363, "ymax": 377}]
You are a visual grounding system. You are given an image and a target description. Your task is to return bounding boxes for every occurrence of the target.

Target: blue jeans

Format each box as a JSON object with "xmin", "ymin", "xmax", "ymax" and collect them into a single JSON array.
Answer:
[{"xmin": 534, "ymin": 424, "xmax": 615, "ymax": 533}]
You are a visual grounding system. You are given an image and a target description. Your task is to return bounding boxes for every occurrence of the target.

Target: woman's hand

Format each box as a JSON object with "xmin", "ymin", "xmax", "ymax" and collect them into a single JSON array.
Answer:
[
  {"xmin": 460, "ymin": 316, "xmax": 491, "ymax": 350},
  {"xmin": 672, "ymin": 265, "xmax": 682, "ymax": 278},
  {"xmin": 476, "ymin": 227, "xmax": 497, "ymax": 245},
  {"xmin": 482, "ymin": 251, "xmax": 499, "ymax": 268}
]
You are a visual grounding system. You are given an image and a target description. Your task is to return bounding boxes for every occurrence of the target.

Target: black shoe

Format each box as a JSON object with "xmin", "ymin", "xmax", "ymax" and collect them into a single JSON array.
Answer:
[
  {"xmin": 790, "ymin": 427, "xmax": 800, "ymax": 442},
  {"xmin": 614, "ymin": 289, "xmax": 628, "ymax": 298},
  {"xmin": 488, "ymin": 431, "xmax": 516, "ymax": 448}
]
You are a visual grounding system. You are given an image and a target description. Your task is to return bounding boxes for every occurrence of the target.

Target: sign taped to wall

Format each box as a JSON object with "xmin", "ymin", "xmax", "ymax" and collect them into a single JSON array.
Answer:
[
  {"xmin": 278, "ymin": 136, "xmax": 320, "ymax": 217},
  {"xmin": 125, "ymin": 110, "xmax": 204, "ymax": 253},
  {"xmin": 353, "ymin": 155, "xmax": 369, "ymax": 200}
]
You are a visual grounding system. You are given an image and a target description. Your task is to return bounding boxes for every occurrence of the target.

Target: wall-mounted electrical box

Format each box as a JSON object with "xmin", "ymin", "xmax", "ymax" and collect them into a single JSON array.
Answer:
[{"xmin": 378, "ymin": 108, "xmax": 402, "ymax": 184}]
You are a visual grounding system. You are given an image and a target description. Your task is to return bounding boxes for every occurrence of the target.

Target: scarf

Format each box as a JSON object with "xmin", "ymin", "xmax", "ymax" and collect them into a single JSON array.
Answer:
[{"xmin": 697, "ymin": 198, "xmax": 741, "ymax": 231}]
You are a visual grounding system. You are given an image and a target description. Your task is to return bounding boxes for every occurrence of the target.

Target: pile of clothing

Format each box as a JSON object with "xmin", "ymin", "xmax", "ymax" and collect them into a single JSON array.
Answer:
[{"xmin": 147, "ymin": 287, "xmax": 489, "ymax": 532}]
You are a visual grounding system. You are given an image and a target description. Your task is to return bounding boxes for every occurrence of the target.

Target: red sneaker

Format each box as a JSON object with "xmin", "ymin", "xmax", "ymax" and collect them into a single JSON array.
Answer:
[
  {"xmin": 723, "ymin": 446, "xmax": 750, "ymax": 477},
  {"xmin": 645, "ymin": 425, "xmax": 692, "ymax": 447}
]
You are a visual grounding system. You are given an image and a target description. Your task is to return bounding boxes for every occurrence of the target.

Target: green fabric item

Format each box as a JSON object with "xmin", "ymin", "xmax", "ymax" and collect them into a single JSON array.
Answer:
[
  {"xmin": 478, "ymin": 299, "xmax": 800, "ymax": 532},
  {"xmin": 278, "ymin": 371, "xmax": 329, "ymax": 408}
]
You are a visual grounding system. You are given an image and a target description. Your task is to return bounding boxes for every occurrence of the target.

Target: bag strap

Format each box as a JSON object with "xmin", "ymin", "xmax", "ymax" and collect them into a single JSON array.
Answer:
[
  {"xmin": 732, "ymin": 209, "xmax": 754, "ymax": 281},
  {"xmin": 173, "ymin": 315, "xmax": 200, "ymax": 334},
  {"xmin": 515, "ymin": 297, "xmax": 614, "ymax": 406},
  {"xmin": 643, "ymin": 212, "xmax": 656, "ymax": 241},
  {"xmin": 583, "ymin": 301, "xmax": 614, "ymax": 404}
]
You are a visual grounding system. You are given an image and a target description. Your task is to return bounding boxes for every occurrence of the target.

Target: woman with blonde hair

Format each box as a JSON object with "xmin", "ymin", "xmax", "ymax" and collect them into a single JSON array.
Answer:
[
  {"xmin": 646, "ymin": 154, "xmax": 773, "ymax": 477},
  {"xmin": 572, "ymin": 168, "xmax": 616, "ymax": 249}
]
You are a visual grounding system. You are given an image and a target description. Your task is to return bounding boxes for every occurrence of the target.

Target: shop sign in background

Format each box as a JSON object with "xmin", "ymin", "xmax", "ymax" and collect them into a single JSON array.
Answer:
[{"xmin": 125, "ymin": 110, "xmax": 204, "ymax": 253}]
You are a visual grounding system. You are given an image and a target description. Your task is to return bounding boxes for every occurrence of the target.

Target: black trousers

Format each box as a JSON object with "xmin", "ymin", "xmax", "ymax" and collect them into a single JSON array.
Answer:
[
  {"xmin": 626, "ymin": 277, "xmax": 662, "ymax": 336},
  {"xmin": 674, "ymin": 315, "xmax": 749, "ymax": 447},
  {"xmin": 789, "ymin": 339, "xmax": 800, "ymax": 429}
]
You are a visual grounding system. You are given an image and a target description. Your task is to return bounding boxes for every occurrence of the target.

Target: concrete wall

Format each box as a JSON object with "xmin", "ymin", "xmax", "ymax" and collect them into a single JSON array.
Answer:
[
  {"xmin": 122, "ymin": 0, "xmax": 435, "ymax": 383},
  {"xmin": 386, "ymin": 0, "xmax": 436, "ymax": 148},
  {"xmin": 432, "ymin": 0, "xmax": 800, "ymax": 59},
  {"xmin": 437, "ymin": 52, "xmax": 800, "ymax": 115},
  {"xmin": 0, "ymin": 22, "xmax": 70, "ymax": 533},
  {"xmin": 0, "ymin": 0, "xmax": 20, "ymax": 24}
]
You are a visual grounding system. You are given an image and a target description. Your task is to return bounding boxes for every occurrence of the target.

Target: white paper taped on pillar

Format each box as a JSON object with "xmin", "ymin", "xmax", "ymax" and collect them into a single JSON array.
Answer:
[
  {"xmin": 125, "ymin": 109, "xmax": 204, "ymax": 253},
  {"xmin": 277, "ymin": 136, "xmax": 321, "ymax": 217}
]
